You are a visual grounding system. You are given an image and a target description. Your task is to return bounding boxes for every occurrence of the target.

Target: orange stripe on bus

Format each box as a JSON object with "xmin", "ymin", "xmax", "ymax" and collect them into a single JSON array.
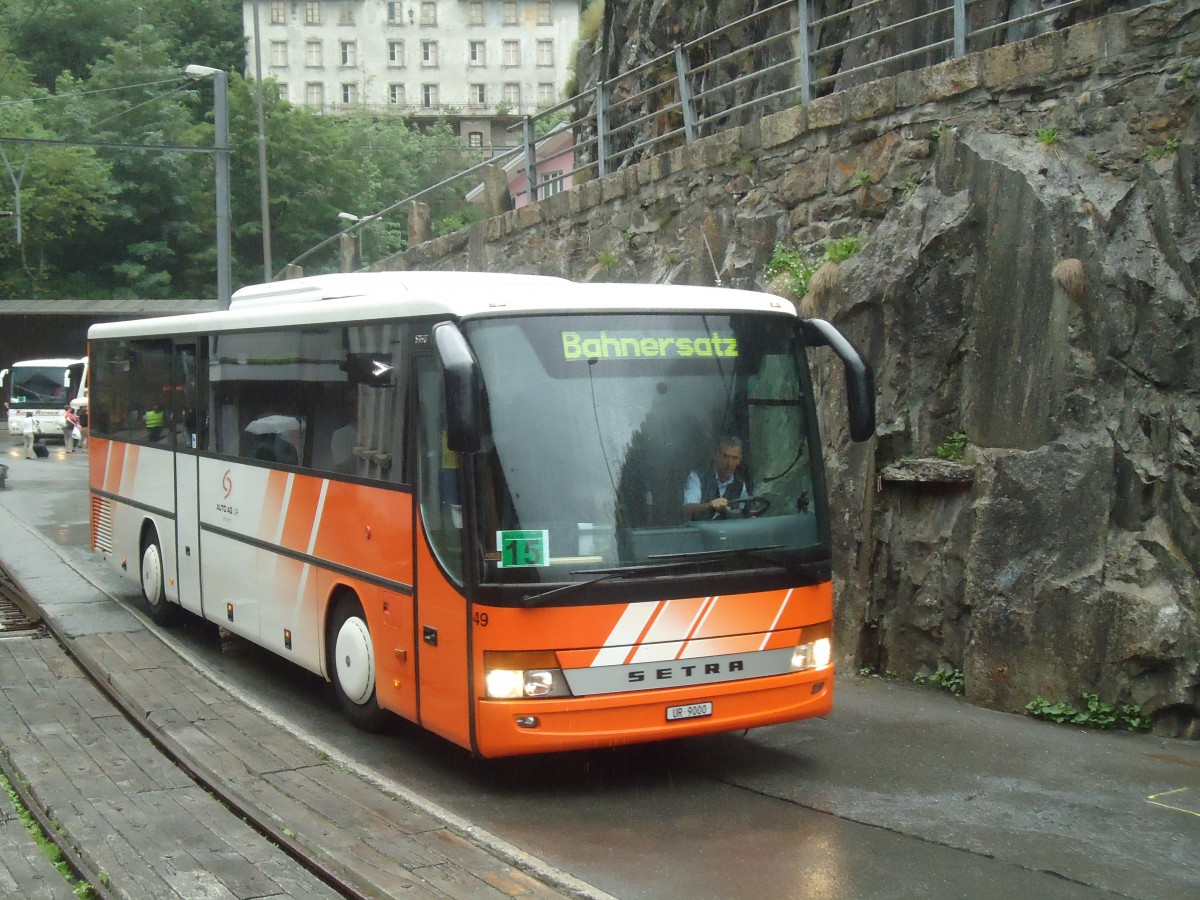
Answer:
[
  {"xmin": 692, "ymin": 591, "xmax": 791, "ymax": 641},
  {"xmin": 257, "ymin": 470, "xmax": 288, "ymax": 541},
  {"xmin": 624, "ymin": 600, "xmax": 666, "ymax": 664}
]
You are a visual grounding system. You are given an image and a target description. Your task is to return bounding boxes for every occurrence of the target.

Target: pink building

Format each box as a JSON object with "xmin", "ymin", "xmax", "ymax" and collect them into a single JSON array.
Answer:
[{"xmin": 467, "ymin": 123, "xmax": 574, "ymax": 210}]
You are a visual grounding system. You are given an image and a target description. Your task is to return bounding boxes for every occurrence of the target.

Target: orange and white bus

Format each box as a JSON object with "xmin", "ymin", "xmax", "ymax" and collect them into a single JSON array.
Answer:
[{"xmin": 87, "ymin": 272, "xmax": 873, "ymax": 757}]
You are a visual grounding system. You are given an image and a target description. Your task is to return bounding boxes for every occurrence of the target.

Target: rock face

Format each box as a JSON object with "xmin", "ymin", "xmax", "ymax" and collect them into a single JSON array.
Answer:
[
  {"xmin": 825, "ymin": 121, "xmax": 1200, "ymax": 738},
  {"xmin": 389, "ymin": 1, "xmax": 1200, "ymax": 736}
]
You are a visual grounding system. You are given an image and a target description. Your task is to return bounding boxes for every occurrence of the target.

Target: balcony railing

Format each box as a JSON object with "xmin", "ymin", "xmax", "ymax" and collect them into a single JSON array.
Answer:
[{"xmin": 279, "ymin": 0, "xmax": 1144, "ymax": 278}]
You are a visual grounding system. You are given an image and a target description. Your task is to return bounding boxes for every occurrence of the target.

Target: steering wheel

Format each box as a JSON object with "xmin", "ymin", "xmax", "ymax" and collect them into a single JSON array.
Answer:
[{"xmin": 738, "ymin": 495, "xmax": 771, "ymax": 516}]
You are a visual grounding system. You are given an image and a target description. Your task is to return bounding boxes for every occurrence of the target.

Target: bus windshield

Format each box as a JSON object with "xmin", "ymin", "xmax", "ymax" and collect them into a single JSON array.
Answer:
[
  {"xmin": 8, "ymin": 364, "xmax": 73, "ymax": 405},
  {"xmin": 464, "ymin": 313, "xmax": 828, "ymax": 588}
]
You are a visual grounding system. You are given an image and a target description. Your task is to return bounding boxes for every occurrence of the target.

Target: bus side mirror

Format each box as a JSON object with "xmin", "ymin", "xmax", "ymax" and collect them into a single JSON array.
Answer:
[
  {"xmin": 432, "ymin": 322, "xmax": 482, "ymax": 453},
  {"xmin": 799, "ymin": 318, "xmax": 876, "ymax": 443}
]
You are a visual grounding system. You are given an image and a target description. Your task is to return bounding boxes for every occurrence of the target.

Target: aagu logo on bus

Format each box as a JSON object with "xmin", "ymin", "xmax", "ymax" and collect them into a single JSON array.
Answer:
[{"xmin": 217, "ymin": 469, "xmax": 239, "ymax": 517}]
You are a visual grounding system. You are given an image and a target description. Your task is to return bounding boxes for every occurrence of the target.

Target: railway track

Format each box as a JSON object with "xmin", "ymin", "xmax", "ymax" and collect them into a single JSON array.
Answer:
[{"xmin": 0, "ymin": 563, "xmax": 362, "ymax": 899}]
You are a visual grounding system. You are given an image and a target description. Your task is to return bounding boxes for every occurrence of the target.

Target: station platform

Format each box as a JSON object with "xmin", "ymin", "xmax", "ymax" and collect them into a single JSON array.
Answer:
[{"xmin": 0, "ymin": 446, "xmax": 592, "ymax": 899}]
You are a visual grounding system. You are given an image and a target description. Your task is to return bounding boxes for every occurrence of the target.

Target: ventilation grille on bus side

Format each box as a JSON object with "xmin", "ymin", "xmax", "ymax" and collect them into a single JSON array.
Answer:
[{"xmin": 91, "ymin": 495, "xmax": 114, "ymax": 553}]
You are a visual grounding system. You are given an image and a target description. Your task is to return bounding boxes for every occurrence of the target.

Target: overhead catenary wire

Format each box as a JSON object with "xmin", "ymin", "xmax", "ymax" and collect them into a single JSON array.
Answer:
[{"xmin": 0, "ymin": 77, "xmax": 191, "ymax": 107}]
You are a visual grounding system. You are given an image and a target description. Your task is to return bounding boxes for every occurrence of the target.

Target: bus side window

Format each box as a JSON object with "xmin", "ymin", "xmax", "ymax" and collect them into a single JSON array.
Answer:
[
  {"xmin": 345, "ymin": 324, "xmax": 407, "ymax": 483},
  {"xmin": 126, "ymin": 340, "xmax": 173, "ymax": 444}
]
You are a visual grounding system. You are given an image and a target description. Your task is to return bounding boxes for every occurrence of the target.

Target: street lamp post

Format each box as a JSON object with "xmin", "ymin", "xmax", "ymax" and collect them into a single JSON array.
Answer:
[
  {"xmin": 186, "ymin": 64, "xmax": 232, "ymax": 309},
  {"xmin": 337, "ymin": 212, "xmax": 363, "ymax": 272},
  {"xmin": 251, "ymin": 0, "xmax": 273, "ymax": 280}
]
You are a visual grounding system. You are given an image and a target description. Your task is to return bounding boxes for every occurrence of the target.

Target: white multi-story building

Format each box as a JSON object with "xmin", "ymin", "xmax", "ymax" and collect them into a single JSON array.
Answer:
[{"xmin": 243, "ymin": 0, "xmax": 580, "ymax": 151}]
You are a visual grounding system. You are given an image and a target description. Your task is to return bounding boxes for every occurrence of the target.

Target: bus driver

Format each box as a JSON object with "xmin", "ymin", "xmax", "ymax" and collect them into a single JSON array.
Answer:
[{"xmin": 682, "ymin": 435, "xmax": 753, "ymax": 520}]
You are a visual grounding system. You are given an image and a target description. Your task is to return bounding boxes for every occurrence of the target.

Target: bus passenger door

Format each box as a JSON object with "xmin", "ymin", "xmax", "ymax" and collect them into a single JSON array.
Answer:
[
  {"xmin": 413, "ymin": 355, "xmax": 472, "ymax": 748},
  {"xmin": 173, "ymin": 341, "xmax": 204, "ymax": 615}
]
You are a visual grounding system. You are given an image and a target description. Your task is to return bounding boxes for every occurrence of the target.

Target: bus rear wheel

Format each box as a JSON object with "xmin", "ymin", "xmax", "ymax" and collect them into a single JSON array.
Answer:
[
  {"xmin": 140, "ymin": 532, "xmax": 179, "ymax": 626},
  {"xmin": 327, "ymin": 595, "xmax": 390, "ymax": 732}
]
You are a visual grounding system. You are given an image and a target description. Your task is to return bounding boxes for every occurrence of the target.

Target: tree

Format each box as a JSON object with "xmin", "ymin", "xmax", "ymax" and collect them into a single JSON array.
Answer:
[
  {"xmin": 0, "ymin": 58, "xmax": 118, "ymax": 298},
  {"xmin": 0, "ymin": 0, "xmax": 489, "ymax": 297}
]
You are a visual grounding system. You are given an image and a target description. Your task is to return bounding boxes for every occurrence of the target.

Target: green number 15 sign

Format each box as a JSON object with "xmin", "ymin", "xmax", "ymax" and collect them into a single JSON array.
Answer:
[{"xmin": 497, "ymin": 530, "xmax": 550, "ymax": 568}]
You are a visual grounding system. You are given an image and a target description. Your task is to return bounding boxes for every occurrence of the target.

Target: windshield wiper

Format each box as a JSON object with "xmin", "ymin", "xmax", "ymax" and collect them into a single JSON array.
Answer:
[
  {"xmin": 517, "ymin": 546, "xmax": 787, "ymax": 606},
  {"xmin": 519, "ymin": 558, "xmax": 723, "ymax": 606},
  {"xmin": 647, "ymin": 544, "xmax": 784, "ymax": 563},
  {"xmin": 652, "ymin": 544, "xmax": 821, "ymax": 577}
]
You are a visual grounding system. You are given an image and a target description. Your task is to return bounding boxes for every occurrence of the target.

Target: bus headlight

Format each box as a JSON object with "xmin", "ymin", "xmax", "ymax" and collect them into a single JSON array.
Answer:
[
  {"xmin": 791, "ymin": 637, "xmax": 832, "ymax": 671},
  {"xmin": 484, "ymin": 651, "xmax": 571, "ymax": 699}
]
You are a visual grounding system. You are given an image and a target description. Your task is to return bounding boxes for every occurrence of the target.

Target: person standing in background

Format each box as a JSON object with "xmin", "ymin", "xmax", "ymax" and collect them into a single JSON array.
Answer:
[
  {"xmin": 21, "ymin": 412, "xmax": 37, "ymax": 459},
  {"xmin": 63, "ymin": 406, "xmax": 81, "ymax": 452}
]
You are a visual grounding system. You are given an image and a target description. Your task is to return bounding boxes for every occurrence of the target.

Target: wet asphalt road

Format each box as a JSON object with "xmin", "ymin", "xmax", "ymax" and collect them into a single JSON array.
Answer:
[{"xmin": 3, "ymin": 440, "xmax": 1198, "ymax": 900}]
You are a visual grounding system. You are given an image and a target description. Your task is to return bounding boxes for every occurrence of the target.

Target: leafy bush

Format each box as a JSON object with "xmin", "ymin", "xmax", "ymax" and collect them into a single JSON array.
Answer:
[
  {"xmin": 1035, "ymin": 127, "xmax": 1060, "ymax": 145},
  {"xmin": 1025, "ymin": 693, "xmax": 1149, "ymax": 731},
  {"xmin": 913, "ymin": 663, "xmax": 964, "ymax": 695},
  {"xmin": 765, "ymin": 236, "xmax": 863, "ymax": 296},
  {"xmin": 825, "ymin": 236, "xmax": 863, "ymax": 263},
  {"xmin": 764, "ymin": 244, "xmax": 820, "ymax": 296},
  {"xmin": 935, "ymin": 432, "xmax": 968, "ymax": 461},
  {"xmin": 1145, "ymin": 138, "xmax": 1180, "ymax": 161}
]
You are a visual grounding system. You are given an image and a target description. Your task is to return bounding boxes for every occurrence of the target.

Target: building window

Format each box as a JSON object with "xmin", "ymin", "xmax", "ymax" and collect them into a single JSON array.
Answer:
[
  {"xmin": 340, "ymin": 41, "xmax": 357, "ymax": 67},
  {"xmin": 422, "ymin": 83, "xmax": 439, "ymax": 108},
  {"xmin": 420, "ymin": 1, "xmax": 437, "ymax": 26},
  {"xmin": 537, "ymin": 1, "xmax": 552, "ymax": 26},
  {"xmin": 503, "ymin": 82, "xmax": 521, "ymax": 107},
  {"xmin": 270, "ymin": 41, "xmax": 288, "ymax": 67},
  {"xmin": 388, "ymin": 40, "xmax": 405, "ymax": 66},
  {"xmin": 540, "ymin": 171, "xmax": 565, "ymax": 199},
  {"xmin": 270, "ymin": 1, "xmax": 286, "ymax": 25},
  {"xmin": 306, "ymin": 41, "xmax": 323, "ymax": 67},
  {"xmin": 389, "ymin": 83, "xmax": 406, "ymax": 105},
  {"xmin": 536, "ymin": 40, "xmax": 553, "ymax": 67},
  {"xmin": 469, "ymin": 1, "xmax": 484, "ymax": 25},
  {"xmin": 537, "ymin": 82, "xmax": 555, "ymax": 106},
  {"xmin": 502, "ymin": 40, "xmax": 520, "ymax": 66},
  {"xmin": 306, "ymin": 82, "xmax": 325, "ymax": 106},
  {"xmin": 276, "ymin": 83, "xmax": 289, "ymax": 101},
  {"xmin": 469, "ymin": 83, "xmax": 486, "ymax": 105},
  {"xmin": 338, "ymin": 3, "xmax": 354, "ymax": 25},
  {"xmin": 503, "ymin": 1, "xmax": 518, "ymax": 25},
  {"xmin": 468, "ymin": 131, "xmax": 484, "ymax": 148},
  {"xmin": 468, "ymin": 40, "xmax": 486, "ymax": 66},
  {"xmin": 305, "ymin": 1, "xmax": 321, "ymax": 26},
  {"xmin": 386, "ymin": 2, "xmax": 402, "ymax": 25},
  {"xmin": 341, "ymin": 83, "xmax": 358, "ymax": 105},
  {"xmin": 421, "ymin": 40, "xmax": 438, "ymax": 67}
]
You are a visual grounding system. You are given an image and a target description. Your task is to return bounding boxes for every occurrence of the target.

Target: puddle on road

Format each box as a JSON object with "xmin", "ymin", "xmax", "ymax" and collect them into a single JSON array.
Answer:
[{"xmin": 42, "ymin": 522, "xmax": 90, "ymax": 547}]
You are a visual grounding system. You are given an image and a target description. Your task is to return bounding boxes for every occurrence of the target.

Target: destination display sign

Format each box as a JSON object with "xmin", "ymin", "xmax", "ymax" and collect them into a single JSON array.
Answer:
[{"xmin": 560, "ymin": 330, "xmax": 739, "ymax": 361}]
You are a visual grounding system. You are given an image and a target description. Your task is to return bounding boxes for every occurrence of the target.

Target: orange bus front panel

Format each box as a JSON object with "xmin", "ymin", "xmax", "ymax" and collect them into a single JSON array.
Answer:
[{"xmin": 467, "ymin": 584, "xmax": 834, "ymax": 756}]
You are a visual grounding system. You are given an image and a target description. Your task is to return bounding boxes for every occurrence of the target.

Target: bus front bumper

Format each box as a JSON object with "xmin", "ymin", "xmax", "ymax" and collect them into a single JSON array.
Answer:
[{"xmin": 473, "ymin": 666, "xmax": 833, "ymax": 758}]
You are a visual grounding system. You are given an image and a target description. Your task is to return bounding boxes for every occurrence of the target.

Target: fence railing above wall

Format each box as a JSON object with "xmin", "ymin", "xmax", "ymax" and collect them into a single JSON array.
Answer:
[{"xmin": 278, "ymin": 0, "xmax": 1143, "ymax": 278}]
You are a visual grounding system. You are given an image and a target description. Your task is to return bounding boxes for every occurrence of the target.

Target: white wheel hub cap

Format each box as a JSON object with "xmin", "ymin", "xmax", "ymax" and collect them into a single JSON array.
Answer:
[
  {"xmin": 334, "ymin": 617, "xmax": 375, "ymax": 705},
  {"xmin": 141, "ymin": 547, "xmax": 162, "ymax": 605}
]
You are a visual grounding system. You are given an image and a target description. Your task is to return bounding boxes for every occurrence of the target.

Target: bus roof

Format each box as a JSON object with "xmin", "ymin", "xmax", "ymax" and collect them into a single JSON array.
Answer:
[
  {"xmin": 7, "ymin": 358, "xmax": 85, "ymax": 367},
  {"xmin": 87, "ymin": 272, "xmax": 798, "ymax": 339}
]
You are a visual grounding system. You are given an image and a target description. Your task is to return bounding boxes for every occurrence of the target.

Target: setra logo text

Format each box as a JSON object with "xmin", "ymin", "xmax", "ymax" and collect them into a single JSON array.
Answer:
[{"xmin": 627, "ymin": 659, "xmax": 745, "ymax": 683}]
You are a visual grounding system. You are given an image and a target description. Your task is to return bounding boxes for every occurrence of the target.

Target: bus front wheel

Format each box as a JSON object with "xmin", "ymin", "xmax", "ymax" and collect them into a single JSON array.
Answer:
[
  {"xmin": 327, "ymin": 595, "xmax": 390, "ymax": 732},
  {"xmin": 140, "ymin": 532, "xmax": 179, "ymax": 626}
]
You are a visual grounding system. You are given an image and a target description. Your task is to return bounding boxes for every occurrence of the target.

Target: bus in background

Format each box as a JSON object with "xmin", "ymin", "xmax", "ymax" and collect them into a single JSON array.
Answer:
[
  {"xmin": 2, "ymin": 357, "xmax": 87, "ymax": 439},
  {"xmin": 87, "ymin": 272, "xmax": 873, "ymax": 758}
]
